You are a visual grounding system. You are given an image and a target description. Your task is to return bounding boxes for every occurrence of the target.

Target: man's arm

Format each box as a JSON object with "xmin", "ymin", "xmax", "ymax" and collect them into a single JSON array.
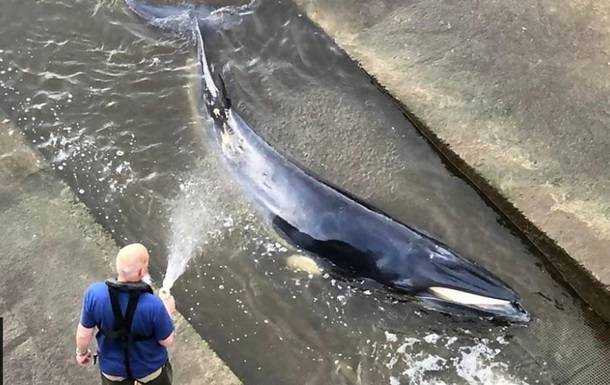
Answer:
[
  {"xmin": 75, "ymin": 322, "xmax": 95, "ymax": 366},
  {"xmin": 76, "ymin": 285, "xmax": 96, "ymax": 366},
  {"xmin": 158, "ymin": 331, "xmax": 176, "ymax": 348},
  {"xmin": 156, "ymin": 292, "xmax": 176, "ymax": 348},
  {"xmin": 159, "ymin": 291, "xmax": 176, "ymax": 317},
  {"xmin": 76, "ymin": 323, "xmax": 95, "ymax": 352}
]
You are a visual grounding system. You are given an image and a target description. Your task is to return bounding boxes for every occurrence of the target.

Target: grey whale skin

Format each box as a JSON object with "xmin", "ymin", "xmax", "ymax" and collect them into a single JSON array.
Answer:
[{"xmin": 126, "ymin": 0, "xmax": 529, "ymax": 322}]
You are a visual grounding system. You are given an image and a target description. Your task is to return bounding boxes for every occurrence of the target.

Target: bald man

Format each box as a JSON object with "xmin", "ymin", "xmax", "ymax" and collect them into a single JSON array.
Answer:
[{"xmin": 75, "ymin": 243, "xmax": 177, "ymax": 384}]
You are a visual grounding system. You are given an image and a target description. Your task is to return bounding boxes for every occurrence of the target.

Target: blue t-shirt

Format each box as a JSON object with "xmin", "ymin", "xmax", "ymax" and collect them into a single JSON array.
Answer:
[{"xmin": 80, "ymin": 282, "xmax": 174, "ymax": 379}]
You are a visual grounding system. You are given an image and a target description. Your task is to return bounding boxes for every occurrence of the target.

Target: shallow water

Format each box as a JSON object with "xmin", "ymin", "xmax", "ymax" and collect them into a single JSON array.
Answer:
[{"xmin": 1, "ymin": 0, "xmax": 609, "ymax": 384}]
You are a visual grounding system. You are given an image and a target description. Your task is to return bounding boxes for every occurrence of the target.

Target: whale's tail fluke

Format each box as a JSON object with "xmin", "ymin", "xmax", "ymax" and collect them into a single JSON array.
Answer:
[
  {"xmin": 125, "ymin": 0, "xmax": 241, "ymax": 113},
  {"xmin": 124, "ymin": 0, "xmax": 200, "ymax": 32},
  {"xmin": 125, "ymin": 0, "xmax": 252, "ymax": 33}
]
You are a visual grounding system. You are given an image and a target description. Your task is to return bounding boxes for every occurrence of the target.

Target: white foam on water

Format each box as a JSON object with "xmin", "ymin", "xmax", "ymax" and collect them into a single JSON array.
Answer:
[
  {"xmin": 385, "ymin": 331, "xmax": 398, "ymax": 342},
  {"xmin": 453, "ymin": 342, "xmax": 529, "ymax": 385},
  {"xmin": 381, "ymin": 332, "xmax": 529, "ymax": 385},
  {"xmin": 397, "ymin": 338, "xmax": 420, "ymax": 353},
  {"xmin": 423, "ymin": 333, "xmax": 441, "ymax": 345},
  {"xmin": 402, "ymin": 354, "xmax": 447, "ymax": 384}
]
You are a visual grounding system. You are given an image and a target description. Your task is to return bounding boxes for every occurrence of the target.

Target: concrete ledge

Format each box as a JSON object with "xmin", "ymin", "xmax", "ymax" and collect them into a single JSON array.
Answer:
[
  {"xmin": 294, "ymin": 0, "xmax": 610, "ymax": 321},
  {"xmin": 0, "ymin": 120, "xmax": 241, "ymax": 384}
]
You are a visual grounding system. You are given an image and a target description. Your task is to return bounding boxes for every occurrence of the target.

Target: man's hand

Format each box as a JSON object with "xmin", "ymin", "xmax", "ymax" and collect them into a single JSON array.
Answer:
[{"xmin": 75, "ymin": 348, "xmax": 92, "ymax": 366}]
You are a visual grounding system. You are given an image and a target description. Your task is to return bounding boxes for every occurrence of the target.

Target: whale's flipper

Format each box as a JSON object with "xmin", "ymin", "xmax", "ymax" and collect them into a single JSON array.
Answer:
[{"xmin": 422, "ymin": 287, "xmax": 529, "ymax": 322}]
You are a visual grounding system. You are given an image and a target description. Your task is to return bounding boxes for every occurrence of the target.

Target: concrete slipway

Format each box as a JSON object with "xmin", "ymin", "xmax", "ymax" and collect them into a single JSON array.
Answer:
[{"xmin": 294, "ymin": 0, "xmax": 610, "ymax": 321}]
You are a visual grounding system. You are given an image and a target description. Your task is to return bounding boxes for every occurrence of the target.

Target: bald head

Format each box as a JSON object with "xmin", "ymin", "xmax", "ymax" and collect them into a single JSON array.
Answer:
[{"xmin": 116, "ymin": 243, "xmax": 150, "ymax": 282}]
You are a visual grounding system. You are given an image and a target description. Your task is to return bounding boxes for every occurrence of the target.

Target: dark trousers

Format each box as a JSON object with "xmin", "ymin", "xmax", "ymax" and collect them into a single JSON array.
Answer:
[{"xmin": 101, "ymin": 361, "xmax": 172, "ymax": 385}]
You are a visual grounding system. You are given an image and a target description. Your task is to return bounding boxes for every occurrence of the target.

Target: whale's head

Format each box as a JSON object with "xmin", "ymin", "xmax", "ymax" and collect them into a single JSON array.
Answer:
[{"xmin": 393, "ymin": 241, "xmax": 530, "ymax": 323}]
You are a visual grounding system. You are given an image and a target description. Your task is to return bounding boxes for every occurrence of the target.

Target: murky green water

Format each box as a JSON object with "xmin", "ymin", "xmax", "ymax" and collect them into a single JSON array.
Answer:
[{"xmin": 1, "ymin": 1, "xmax": 608, "ymax": 384}]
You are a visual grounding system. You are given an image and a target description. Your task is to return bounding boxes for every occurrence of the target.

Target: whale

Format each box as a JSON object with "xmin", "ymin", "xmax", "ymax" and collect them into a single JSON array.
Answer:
[{"xmin": 126, "ymin": 0, "xmax": 530, "ymax": 322}]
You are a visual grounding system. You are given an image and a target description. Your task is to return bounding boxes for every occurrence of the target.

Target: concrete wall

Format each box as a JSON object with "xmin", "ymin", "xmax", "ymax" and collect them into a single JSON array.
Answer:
[
  {"xmin": 0, "ymin": 120, "xmax": 241, "ymax": 384},
  {"xmin": 294, "ymin": 0, "xmax": 610, "ymax": 321}
]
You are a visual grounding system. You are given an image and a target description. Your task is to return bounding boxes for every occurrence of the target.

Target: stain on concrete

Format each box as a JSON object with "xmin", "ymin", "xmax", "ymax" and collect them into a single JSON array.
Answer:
[
  {"xmin": 0, "ymin": 120, "xmax": 241, "ymax": 384},
  {"xmin": 294, "ymin": 0, "xmax": 610, "ymax": 321}
]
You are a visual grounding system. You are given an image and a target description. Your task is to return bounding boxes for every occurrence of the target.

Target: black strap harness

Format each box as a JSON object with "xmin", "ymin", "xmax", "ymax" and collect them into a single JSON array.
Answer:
[{"xmin": 100, "ymin": 279, "xmax": 154, "ymax": 380}]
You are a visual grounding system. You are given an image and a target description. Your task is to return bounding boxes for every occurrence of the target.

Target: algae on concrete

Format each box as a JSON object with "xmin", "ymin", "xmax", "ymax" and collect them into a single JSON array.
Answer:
[
  {"xmin": 0, "ymin": 120, "xmax": 241, "ymax": 385},
  {"xmin": 294, "ymin": 0, "xmax": 610, "ymax": 321}
]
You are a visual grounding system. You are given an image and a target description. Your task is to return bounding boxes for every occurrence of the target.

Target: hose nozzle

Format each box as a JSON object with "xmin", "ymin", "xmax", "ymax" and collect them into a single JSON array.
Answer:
[{"xmin": 159, "ymin": 287, "xmax": 171, "ymax": 298}]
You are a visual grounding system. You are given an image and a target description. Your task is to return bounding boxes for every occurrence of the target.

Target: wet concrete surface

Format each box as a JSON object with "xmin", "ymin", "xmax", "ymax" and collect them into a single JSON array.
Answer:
[
  {"xmin": 0, "ymin": 119, "xmax": 240, "ymax": 385},
  {"xmin": 293, "ymin": 0, "xmax": 610, "ymax": 321}
]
